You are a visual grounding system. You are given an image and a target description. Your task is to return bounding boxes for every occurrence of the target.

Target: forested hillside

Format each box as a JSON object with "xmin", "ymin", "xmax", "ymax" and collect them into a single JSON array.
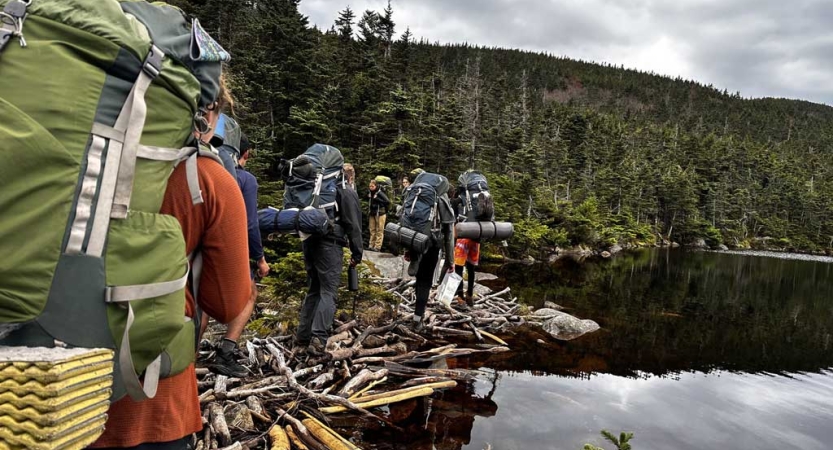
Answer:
[{"xmin": 168, "ymin": 0, "xmax": 833, "ymax": 255}]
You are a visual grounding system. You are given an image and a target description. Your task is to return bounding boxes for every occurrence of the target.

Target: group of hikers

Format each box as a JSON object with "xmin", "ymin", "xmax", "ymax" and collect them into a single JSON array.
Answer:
[{"xmin": 0, "ymin": 3, "xmax": 500, "ymax": 449}]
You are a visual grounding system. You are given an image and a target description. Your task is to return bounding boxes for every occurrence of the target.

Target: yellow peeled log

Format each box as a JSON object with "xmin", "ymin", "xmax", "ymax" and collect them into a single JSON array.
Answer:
[
  {"xmin": 285, "ymin": 425, "xmax": 309, "ymax": 450},
  {"xmin": 301, "ymin": 415, "xmax": 361, "ymax": 450},
  {"xmin": 319, "ymin": 386, "xmax": 434, "ymax": 414},
  {"xmin": 347, "ymin": 376, "xmax": 387, "ymax": 401},
  {"xmin": 344, "ymin": 380, "xmax": 456, "ymax": 404},
  {"xmin": 268, "ymin": 424, "xmax": 290, "ymax": 450},
  {"xmin": 478, "ymin": 329, "xmax": 509, "ymax": 346}
]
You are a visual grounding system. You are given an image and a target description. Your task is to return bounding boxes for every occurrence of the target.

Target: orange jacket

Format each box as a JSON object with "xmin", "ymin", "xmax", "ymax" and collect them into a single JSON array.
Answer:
[{"xmin": 92, "ymin": 157, "xmax": 251, "ymax": 448}]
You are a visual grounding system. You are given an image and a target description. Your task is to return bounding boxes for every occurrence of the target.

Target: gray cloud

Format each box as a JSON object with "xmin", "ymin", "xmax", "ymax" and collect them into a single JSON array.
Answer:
[{"xmin": 300, "ymin": 0, "xmax": 833, "ymax": 104}]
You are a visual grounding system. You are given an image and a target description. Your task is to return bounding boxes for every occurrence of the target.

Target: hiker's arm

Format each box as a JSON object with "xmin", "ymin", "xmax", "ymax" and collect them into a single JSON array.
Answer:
[
  {"xmin": 198, "ymin": 166, "xmax": 252, "ymax": 324},
  {"xmin": 339, "ymin": 188, "xmax": 364, "ymax": 263},
  {"xmin": 442, "ymin": 222, "xmax": 455, "ymax": 269},
  {"xmin": 240, "ymin": 172, "xmax": 264, "ymax": 261}
]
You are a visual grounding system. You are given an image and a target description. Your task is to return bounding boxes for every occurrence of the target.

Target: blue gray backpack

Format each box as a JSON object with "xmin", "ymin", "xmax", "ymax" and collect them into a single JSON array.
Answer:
[
  {"xmin": 213, "ymin": 113, "xmax": 242, "ymax": 178},
  {"xmin": 401, "ymin": 172, "xmax": 451, "ymax": 240},
  {"xmin": 458, "ymin": 170, "xmax": 493, "ymax": 221},
  {"xmin": 283, "ymin": 144, "xmax": 344, "ymax": 220}
]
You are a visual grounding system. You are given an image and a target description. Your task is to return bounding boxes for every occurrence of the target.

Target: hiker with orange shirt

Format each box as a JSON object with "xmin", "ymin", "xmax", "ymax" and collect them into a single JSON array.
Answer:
[{"xmin": 92, "ymin": 75, "xmax": 251, "ymax": 450}]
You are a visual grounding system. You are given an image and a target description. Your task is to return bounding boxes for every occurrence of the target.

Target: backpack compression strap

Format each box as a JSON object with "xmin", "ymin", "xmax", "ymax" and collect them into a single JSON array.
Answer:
[
  {"xmin": 71, "ymin": 45, "xmax": 164, "ymax": 257},
  {"xmin": 105, "ymin": 260, "xmax": 190, "ymax": 400}
]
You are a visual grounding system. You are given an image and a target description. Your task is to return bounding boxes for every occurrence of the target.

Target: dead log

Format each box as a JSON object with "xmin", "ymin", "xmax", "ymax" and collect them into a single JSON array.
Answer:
[
  {"xmin": 466, "ymin": 320, "xmax": 484, "ymax": 342},
  {"xmin": 348, "ymin": 377, "xmax": 387, "ymax": 400},
  {"xmin": 383, "ymin": 361, "xmax": 474, "ymax": 381},
  {"xmin": 274, "ymin": 407, "xmax": 327, "ymax": 450},
  {"xmin": 293, "ymin": 364, "xmax": 324, "ymax": 379},
  {"xmin": 301, "ymin": 413, "xmax": 361, "ymax": 450},
  {"xmin": 245, "ymin": 396, "xmax": 269, "ymax": 419},
  {"xmin": 202, "ymin": 407, "xmax": 212, "ymax": 449},
  {"xmin": 355, "ymin": 342, "xmax": 407, "ymax": 358},
  {"xmin": 334, "ymin": 320, "xmax": 358, "ymax": 334},
  {"xmin": 429, "ymin": 326, "xmax": 474, "ymax": 336},
  {"xmin": 398, "ymin": 377, "xmax": 455, "ymax": 388},
  {"xmin": 326, "ymin": 330, "xmax": 353, "ymax": 350},
  {"xmin": 234, "ymin": 376, "xmax": 286, "ymax": 392},
  {"xmin": 246, "ymin": 341, "xmax": 260, "ymax": 367},
  {"xmin": 309, "ymin": 369, "xmax": 336, "ymax": 390},
  {"xmin": 337, "ymin": 368, "xmax": 389, "ymax": 398},
  {"xmin": 216, "ymin": 443, "xmax": 242, "ymax": 450},
  {"xmin": 209, "ymin": 403, "xmax": 232, "ymax": 446},
  {"xmin": 268, "ymin": 424, "xmax": 290, "ymax": 450},
  {"xmin": 214, "ymin": 375, "xmax": 229, "ymax": 394},
  {"xmin": 352, "ymin": 322, "xmax": 399, "ymax": 350},
  {"xmin": 478, "ymin": 329, "xmax": 509, "ymax": 346},
  {"xmin": 225, "ymin": 403, "xmax": 254, "ymax": 430},
  {"xmin": 285, "ymin": 425, "xmax": 310, "ymax": 450},
  {"xmin": 351, "ymin": 351, "xmax": 419, "ymax": 365},
  {"xmin": 320, "ymin": 386, "xmax": 437, "ymax": 414},
  {"xmin": 266, "ymin": 343, "xmax": 398, "ymax": 427},
  {"xmin": 394, "ymin": 324, "xmax": 427, "ymax": 343},
  {"xmin": 479, "ymin": 287, "xmax": 510, "ymax": 303},
  {"xmin": 361, "ymin": 334, "xmax": 387, "ymax": 348}
]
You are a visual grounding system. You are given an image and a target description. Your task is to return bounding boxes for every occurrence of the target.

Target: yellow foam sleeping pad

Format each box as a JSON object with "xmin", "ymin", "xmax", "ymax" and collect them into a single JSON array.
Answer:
[{"xmin": 0, "ymin": 346, "xmax": 114, "ymax": 450}]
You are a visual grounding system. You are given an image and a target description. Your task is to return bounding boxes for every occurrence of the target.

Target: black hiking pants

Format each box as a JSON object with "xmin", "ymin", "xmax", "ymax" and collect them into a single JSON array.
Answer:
[
  {"xmin": 415, "ymin": 246, "xmax": 440, "ymax": 318},
  {"xmin": 455, "ymin": 261, "xmax": 476, "ymax": 298},
  {"xmin": 297, "ymin": 238, "xmax": 343, "ymax": 343}
]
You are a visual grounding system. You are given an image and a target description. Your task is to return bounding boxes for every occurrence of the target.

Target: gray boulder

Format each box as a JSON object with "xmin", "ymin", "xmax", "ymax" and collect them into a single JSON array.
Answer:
[{"xmin": 542, "ymin": 315, "xmax": 600, "ymax": 341}]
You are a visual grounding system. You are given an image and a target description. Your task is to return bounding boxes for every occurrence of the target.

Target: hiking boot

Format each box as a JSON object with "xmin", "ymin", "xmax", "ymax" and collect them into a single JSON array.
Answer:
[
  {"xmin": 209, "ymin": 348, "xmax": 248, "ymax": 378},
  {"xmin": 465, "ymin": 295, "xmax": 475, "ymax": 307},
  {"xmin": 409, "ymin": 318, "xmax": 425, "ymax": 334},
  {"xmin": 307, "ymin": 337, "xmax": 326, "ymax": 356}
]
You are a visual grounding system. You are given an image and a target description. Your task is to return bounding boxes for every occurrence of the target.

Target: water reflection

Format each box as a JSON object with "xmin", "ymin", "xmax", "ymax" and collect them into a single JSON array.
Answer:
[
  {"xmin": 346, "ymin": 250, "xmax": 833, "ymax": 449},
  {"xmin": 490, "ymin": 249, "xmax": 833, "ymax": 376}
]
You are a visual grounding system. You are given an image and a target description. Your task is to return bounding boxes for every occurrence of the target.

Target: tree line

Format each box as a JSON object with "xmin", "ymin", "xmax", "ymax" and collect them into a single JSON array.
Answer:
[{"xmin": 168, "ymin": 0, "xmax": 833, "ymax": 256}]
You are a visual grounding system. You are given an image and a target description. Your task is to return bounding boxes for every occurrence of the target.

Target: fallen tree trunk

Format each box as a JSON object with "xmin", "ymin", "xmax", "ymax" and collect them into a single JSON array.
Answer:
[{"xmin": 337, "ymin": 368, "xmax": 389, "ymax": 398}]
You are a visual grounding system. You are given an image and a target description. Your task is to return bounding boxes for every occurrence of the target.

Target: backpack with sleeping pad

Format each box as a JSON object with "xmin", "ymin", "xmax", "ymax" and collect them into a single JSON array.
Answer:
[
  {"xmin": 386, "ymin": 172, "xmax": 454, "ymax": 253},
  {"xmin": 282, "ymin": 144, "xmax": 344, "ymax": 221},
  {"xmin": 0, "ymin": 0, "xmax": 230, "ymax": 404},
  {"xmin": 458, "ymin": 170, "xmax": 494, "ymax": 221}
]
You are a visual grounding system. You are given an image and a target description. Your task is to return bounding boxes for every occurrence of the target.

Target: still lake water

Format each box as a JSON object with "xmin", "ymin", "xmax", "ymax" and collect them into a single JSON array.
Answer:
[{"xmin": 355, "ymin": 250, "xmax": 833, "ymax": 450}]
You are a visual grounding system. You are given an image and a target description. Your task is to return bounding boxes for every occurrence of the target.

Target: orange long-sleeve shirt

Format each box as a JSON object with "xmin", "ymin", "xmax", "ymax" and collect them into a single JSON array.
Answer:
[{"xmin": 92, "ymin": 156, "xmax": 251, "ymax": 448}]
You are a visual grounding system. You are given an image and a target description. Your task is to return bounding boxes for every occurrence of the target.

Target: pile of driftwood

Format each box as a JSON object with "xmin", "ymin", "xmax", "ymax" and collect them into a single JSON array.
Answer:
[{"xmin": 195, "ymin": 281, "xmax": 530, "ymax": 450}]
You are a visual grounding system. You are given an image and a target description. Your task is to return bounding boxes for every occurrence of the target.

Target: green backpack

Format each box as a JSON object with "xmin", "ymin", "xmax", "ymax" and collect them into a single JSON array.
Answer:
[{"xmin": 0, "ymin": 0, "xmax": 229, "ymax": 402}]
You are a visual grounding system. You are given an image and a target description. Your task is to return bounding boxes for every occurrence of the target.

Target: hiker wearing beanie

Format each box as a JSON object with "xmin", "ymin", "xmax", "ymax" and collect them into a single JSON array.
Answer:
[{"xmin": 208, "ymin": 133, "xmax": 270, "ymax": 378}]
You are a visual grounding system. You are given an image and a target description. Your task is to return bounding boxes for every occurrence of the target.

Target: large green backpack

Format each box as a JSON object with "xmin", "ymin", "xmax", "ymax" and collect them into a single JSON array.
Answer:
[{"xmin": 0, "ymin": 0, "xmax": 229, "ymax": 402}]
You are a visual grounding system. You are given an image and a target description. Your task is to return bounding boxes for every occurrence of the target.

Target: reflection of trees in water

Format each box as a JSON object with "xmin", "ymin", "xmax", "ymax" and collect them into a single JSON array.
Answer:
[
  {"xmin": 343, "ymin": 371, "xmax": 500, "ymax": 450},
  {"xmin": 492, "ymin": 250, "xmax": 833, "ymax": 376}
]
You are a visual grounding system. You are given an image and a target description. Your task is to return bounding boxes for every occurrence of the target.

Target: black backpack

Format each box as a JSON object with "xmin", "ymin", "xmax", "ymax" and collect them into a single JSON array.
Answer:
[
  {"xmin": 458, "ymin": 170, "xmax": 493, "ymax": 221},
  {"xmin": 401, "ymin": 172, "xmax": 451, "ymax": 239},
  {"xmin": 282, "ymin": 144, "xmax": 344, "ymax": 220}
]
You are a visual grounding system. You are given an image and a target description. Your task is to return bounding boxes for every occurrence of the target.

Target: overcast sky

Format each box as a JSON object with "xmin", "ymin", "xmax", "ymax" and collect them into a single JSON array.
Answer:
[{"xmin": 299, "ymin": 0, "xmax": 833, "ymax": 105}]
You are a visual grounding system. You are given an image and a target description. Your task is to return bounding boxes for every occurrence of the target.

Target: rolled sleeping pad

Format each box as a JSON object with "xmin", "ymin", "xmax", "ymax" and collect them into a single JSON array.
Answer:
[
  {"xmin": 455, "ymin": 221, "xmax": 514, "ymax": 241},
  {"xmin": 384, "ymin": 222, "xmax": 432, "ymax": 254},
  {"xmin": 258, "ymin": 207, "xmax": 331, "ymax": 236}
]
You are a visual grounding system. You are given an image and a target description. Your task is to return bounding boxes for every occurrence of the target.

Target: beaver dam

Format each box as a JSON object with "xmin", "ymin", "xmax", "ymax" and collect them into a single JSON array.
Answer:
[{"xmin": 195, "ymin": 251, "xmax": 599, "ymax": 450}]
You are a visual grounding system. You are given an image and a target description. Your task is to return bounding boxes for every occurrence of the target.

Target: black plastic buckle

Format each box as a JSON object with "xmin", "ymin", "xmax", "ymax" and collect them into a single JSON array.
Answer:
[{"xmin": 142, "ymin": 45, "xmax": 163, "ymax": 78}]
